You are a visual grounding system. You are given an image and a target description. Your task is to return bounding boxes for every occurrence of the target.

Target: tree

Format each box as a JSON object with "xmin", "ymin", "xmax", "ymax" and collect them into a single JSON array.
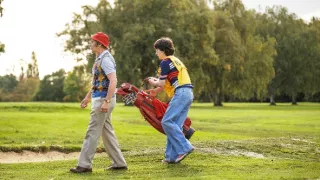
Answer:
[
  {"xmin": 26, "ymin": 51, "xmax": 40, "ymax": 79},
  {"xmin": 0, "ymin": 74, "xmax": 18, "ymax": 93},
  {"xmin": 171, "ymin": 1, "xmax": 217, "ymax": 104},
  {"xmin": 19, "ymin": 65, "xmax": 25, "ymax": 81},
  {"xmin": 0, "ymin": 0, "xmax": 5, "ymax": 54},
  {"xmin": 0, "ymin": 43, "xmax": 4, "ymax": 54},
  {"xmin": 234, "ymin": 9, "xmax": 276, "ymax": 102},
  {"xmin": 34, "ymin": 69, "xmax": 66, "ymax": 101},
  {"xmin": 59, "ymin": 0, "xmax": 218, "ymax": 101},
  {"xmin": 11, "ymin": 78, "xmax": 40, "ymax": 102},
  {"xmin": 11, "ymin": 51, "xmax": 41, "ymax": 102},
  {"xmin": 208, "ymin": 9, "xmax": 242, "ymax": 106},
  {"xmin": 257, "ymin": 6, "xmax": 311, "ymax": 105},
  {"xmin": 299, "ymin": 17, "xmax": 320, "ymax": 101},
  {"xmin": 57, "ymin": 0, "xmax": 113, "ymax": 73},
  {"xmin": 63, "ymin": 66, "xmax": 91, "ymax": 102},
  {"xmin": 0, "ymin": 0, "xmax": 3, "ymax": 17},
  {"xmin": 0, "ymin": 74, "xmax": 18, "ymax": 101},
  {"xmin": 212, "ymin": 0, "xmax": 276, "ymax": 105}
]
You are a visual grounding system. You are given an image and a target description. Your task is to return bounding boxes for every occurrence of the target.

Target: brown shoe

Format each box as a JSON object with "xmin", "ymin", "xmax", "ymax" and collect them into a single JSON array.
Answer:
[
  {"xmin": 70, "ymin": 166, "xmax": 92, "ymax": 173},
  {"xmin": 105, "ymin": 166, "xmax": 128, "ymax": 170}
]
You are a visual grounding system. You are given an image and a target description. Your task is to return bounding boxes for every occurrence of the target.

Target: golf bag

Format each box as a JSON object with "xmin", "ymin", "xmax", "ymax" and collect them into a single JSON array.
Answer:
[{"xmin": 116, "ymin": 83, "xmax": 195, "ymax": 139}]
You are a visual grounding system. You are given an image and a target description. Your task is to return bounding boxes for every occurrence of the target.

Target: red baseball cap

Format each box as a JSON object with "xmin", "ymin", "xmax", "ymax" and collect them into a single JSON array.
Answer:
[{"xmin": 91, "ymin": 32, "xmax": 110, "ymax": 48}]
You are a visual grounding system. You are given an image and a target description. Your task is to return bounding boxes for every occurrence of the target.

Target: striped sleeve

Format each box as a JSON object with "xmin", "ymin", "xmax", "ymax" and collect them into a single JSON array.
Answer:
[{"xmin": 159, "ymin": 60, "xmax": 170, "ymax": 80}]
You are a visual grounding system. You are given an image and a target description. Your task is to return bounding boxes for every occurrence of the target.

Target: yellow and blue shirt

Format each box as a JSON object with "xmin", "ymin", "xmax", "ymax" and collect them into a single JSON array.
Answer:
[{"xmin": 158, "ymin": 56, "xmax": 193, "ymax": 98}]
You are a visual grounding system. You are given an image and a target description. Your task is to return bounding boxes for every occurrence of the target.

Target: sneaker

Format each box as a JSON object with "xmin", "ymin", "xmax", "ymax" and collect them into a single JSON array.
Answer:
[
  {"xmin": 175, "ymin": 148, "xmax": 194, "ymax": 163},
  {"xmin": 161, "ymin": 159, "xmax": 175, "ymax": 164}
]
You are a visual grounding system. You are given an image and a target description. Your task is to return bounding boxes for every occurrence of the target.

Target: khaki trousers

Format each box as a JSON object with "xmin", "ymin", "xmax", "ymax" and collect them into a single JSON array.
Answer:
[{"xmin": 78, "ymin": 97, "xmax": 127, "ymax": 168}]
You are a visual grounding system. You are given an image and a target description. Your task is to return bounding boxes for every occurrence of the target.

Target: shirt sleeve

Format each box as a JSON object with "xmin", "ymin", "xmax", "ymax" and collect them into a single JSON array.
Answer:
[
  {"xmin": 159, "ymin": 60, "xmax": 171, "ymax": 80},
  {"xmin": 101, "ymin": 56, "xmax": 116, "ymax": 75}
]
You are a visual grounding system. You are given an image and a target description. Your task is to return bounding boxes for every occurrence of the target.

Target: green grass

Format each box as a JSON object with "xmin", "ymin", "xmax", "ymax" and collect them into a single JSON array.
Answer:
[{"xmin": 0, "ymin": 102, "xmax": 319, "ymax": 179}]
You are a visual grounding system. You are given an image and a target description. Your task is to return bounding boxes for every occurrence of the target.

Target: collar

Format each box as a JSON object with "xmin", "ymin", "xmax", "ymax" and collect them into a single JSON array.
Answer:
[
  {"xmin": 95, "ymin": 50, "xmax": 109, "ymax": 62},
  {"xmin": 163, "ymin": 55, "xmax": 174, "ymax": 61}
]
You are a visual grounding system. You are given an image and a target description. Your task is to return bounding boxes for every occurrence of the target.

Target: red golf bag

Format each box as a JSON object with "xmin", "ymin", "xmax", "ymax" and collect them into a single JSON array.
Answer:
[{"xmin": 116, "ymin": 83, "xmax": 195, "ymax": 139}]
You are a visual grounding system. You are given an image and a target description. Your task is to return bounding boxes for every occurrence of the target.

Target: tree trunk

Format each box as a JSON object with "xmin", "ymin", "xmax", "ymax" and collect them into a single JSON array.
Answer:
[
  {"xmin": 269, "ymin": 94, "xmax": 276, "ymax": 106},
  {"xmin": 213, "ymin": 72, "xmax": 223, "ymax": 106},
  {"xmin": 214, "ymin": 91, "xmax": 223, "ymax": 106},
  {"xmin": 292, "ymin": 93, "xmax": 298, "ymax": 105}
]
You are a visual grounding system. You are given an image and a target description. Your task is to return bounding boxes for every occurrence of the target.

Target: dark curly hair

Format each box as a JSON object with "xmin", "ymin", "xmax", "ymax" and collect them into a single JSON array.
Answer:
[{"xmin": 153, "ymin": 37, "xmax": 175, "ymax": 56}]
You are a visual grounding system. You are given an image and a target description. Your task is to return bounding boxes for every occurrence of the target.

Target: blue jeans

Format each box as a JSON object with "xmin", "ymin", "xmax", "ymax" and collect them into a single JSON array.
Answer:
[{"xmin": 161, "ymin": 87, "xmax": 194, "ymax": 161}]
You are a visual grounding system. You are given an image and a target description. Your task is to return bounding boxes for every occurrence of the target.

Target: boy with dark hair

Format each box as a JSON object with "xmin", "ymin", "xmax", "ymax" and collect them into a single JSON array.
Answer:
[{"xmin": 146, "ymin": 37, "xmax": 194, "ymax": 163}]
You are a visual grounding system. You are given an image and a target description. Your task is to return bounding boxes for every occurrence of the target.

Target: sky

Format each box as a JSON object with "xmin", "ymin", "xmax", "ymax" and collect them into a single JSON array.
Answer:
[
  {"xmin": 0, "ymin": 0, "xmax": 100, "ymax": 78},
  {"xmin": 0, "ymin": 0, "xmax": 320, "ymax": 79}
]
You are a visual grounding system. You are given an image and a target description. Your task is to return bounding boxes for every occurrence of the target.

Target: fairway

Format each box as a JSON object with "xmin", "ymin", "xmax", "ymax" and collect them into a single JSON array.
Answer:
[{"xmin": 0, "ymin": 102, "xmax": 319, "ymax": 179}]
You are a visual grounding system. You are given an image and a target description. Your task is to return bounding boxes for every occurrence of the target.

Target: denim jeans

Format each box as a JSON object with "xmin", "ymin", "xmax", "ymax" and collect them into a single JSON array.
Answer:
[{"xmin": 161, "ymin": 87, "xmax": 194, "ymax": 161}]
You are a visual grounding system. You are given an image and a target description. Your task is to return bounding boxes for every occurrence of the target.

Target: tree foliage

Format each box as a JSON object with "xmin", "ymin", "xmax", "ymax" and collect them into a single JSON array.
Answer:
[
  {"xmin": 63, "ymin": 66, "xmax": 91, "ymax": 102},
  {"xmin": 26, "ymin": 51, "xmax": 40, "ymax": 79},
  {"xmin": 56, "ymin": 0, "xmax": 320, "ymax": 105},
  {"xmin": 0, "ymin": 0, "xmax": 5, "ymax": 54},
  {"xmin": 1, "ymin": 0, "xmax": 317, "ymax": 104},
  {"xmin": 0, "ymin": 0, "xmax": 3, "ymax": 17},
  {"xmin": 210, "ymin": 0, "xmax": 276, "ymax": 105},
  {"xmin": 10, "ymin": 78, "xmax": 40, "ymax": 102},
  {"xmin": 0, "ymin": 74, "xmax": 18, "ymax": 93},
  {"xmin": 0, "ymin": 74, "xmax": 18, "ymax": 101},
  {"xmin": 0, "ymin": 42, "xmax": 4, "ymax": 54},
  {"xmin": 34, "ymin": 69, "xmax": 66, "ymax": 101},
  {"xmin": 255, "ymin": 6, "xmax": 320, "ymax": 105}
]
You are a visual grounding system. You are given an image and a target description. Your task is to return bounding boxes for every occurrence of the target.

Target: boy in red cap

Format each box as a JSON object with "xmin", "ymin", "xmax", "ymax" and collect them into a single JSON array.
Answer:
[{"xmin": 70, "ymin": 32, "xmax": 127, "ymax": 173}]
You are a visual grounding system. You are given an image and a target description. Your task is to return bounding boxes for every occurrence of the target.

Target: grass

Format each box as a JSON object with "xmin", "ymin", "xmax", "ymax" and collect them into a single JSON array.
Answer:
[{"xmin": 0, "ymin": 102, "xmax": 319, "ymax": 179}]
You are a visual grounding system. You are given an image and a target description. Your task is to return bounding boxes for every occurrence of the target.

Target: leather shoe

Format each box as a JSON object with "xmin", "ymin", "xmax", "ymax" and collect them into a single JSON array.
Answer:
[
  {"xmin": 105, "ymin": 165, "xmax": 128, "ymax": 170},
  {"xmin": 70, "ymin": 166, "xmax": 92, "ymax": 173}
]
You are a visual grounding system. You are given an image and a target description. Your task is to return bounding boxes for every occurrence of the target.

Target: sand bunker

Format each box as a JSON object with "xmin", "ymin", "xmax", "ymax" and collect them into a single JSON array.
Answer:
[
  {"xmin": 0, "ymin": 151, "xmax": 80, "ymax": 164},
  {"xmin": 0, "ymin": 151, "xmax": 106, "ymax": 164},
  {"xmin": 0, "ymin": 148, "xmax": 265, "ymax": 164}
]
